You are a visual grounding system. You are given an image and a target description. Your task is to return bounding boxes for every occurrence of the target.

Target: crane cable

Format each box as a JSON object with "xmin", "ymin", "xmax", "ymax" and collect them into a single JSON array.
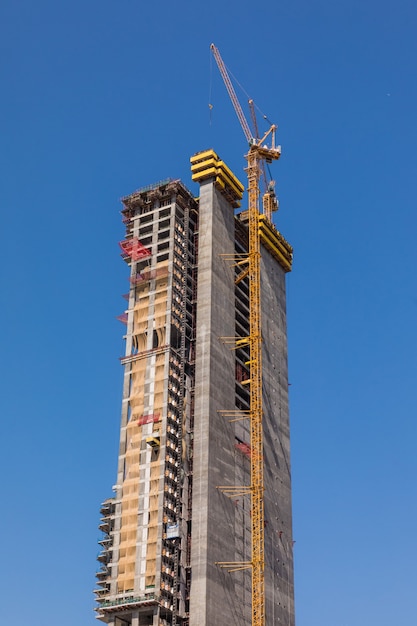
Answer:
[
  {"xmin": 208, "ymin": 51, "xmax": 272, "ymax": 134},
  {"xmin": 209, "ymin": 48, "xmax": 214, "ymax": 124}
]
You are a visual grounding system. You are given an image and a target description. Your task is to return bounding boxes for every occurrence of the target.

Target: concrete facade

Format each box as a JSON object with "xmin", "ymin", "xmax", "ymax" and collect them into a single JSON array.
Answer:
[
  {"xmin": 261, "ymin": 247, "xmax": 295, "ymax": 625},
  {"xmin": 95, "ymin": 155, "xmax": 294, "ymax": 626},
  {"xmin": 190, "ymin": 179, "xmax": 239, "ymax": 625}
]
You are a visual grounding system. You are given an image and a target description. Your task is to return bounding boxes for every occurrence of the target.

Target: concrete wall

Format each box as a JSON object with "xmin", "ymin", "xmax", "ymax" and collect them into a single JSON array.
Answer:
[
  {"xmin": 190, "ymin": 180, "xmax": 238, "ymax": 626},
  {"xmin": 190, "ymin": 179, "xmax": 295, "ymax": 625},
  {"xmin": 261, "ymin": 247, "xmax": 295, "ymax": 626}
]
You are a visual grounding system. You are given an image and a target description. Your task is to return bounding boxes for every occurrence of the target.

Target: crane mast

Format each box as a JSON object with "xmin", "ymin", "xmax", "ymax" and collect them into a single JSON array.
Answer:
[{"xmin": 210, "ymin": 43, "xmax": 281, "ymax": 626}]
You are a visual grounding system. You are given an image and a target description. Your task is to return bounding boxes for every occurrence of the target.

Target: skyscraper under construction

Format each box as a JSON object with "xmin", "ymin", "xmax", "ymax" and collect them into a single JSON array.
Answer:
[{"xmin": 95, "ymin": 149, "xmax": 294, "ymax": 626}]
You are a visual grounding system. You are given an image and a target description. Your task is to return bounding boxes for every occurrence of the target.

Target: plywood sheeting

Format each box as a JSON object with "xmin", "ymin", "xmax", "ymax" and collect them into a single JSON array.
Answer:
[{"xmin": 117, "ymin": 269, "xmax": 169, "ymax": 596}]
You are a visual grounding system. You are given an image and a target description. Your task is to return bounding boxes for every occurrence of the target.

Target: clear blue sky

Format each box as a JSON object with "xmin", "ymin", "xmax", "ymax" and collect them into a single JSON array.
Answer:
[{"xmin": 1, "ymin": 1, "xmax": 416, "ymax": 624}]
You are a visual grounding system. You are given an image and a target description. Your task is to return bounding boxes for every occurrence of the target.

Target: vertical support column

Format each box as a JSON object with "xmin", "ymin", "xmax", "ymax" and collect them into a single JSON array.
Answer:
[
  {"xmin": 152, "ymin": 607, "xmax": 160, "ymax": 626},
  {"xmin": 190, "ymin": 179, "xmax": 237, "ymax": 626},
  {"xmin": 172, "ymin": 204, "xmax": 189, "ymax": 626}
]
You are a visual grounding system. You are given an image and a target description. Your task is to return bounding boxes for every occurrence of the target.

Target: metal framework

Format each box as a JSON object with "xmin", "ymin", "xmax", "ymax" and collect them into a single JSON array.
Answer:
[
  {"xmin": 119, "ymin": 237, "xmax": 152, "ymax": 261},
  {"xmin": 211, "ymin": 43, "xmax": 281, "ymax": 626}
]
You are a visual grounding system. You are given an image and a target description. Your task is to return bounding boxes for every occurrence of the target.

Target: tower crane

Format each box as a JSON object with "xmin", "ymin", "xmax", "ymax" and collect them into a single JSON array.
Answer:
[
  {"xmin": 248, "ymin": 99, "xmax": 279, "ymax": 222},
  {"xmin": 210, "ymin": 43, "xmax": 281, "ymax": 626}
]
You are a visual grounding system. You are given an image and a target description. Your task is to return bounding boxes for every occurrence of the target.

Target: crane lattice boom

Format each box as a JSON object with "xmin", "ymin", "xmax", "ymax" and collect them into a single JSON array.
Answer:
[{"xmin": 210, "ymin": 44, "xmax": 252, "ymax": 144}]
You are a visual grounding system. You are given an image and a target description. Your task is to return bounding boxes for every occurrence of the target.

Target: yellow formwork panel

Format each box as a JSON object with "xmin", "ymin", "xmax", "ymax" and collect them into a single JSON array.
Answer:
[
  {"xmin": 190, "ymin": 149, "xmax": 244, "ymax": 207},
  {"xmin": 218, "ymin": 165, "xmax": 245, "ymax": 197},
  {"xmin": 191, "ymin": 165, "xmax": 218, "ymax": 182},
  {"xmin": 258, "ymin": 214, "xmax": 293, "ymax": 273},
  {"xmin": 218, "ymin": 172, "xmax": 244, "ymax": 199},
  {"xmin": 191, "ymin": 164, "xmax": 243, "ymax": 200},
  {"xmin": 190, "ymin": 157, "xmax": 218, "ymax": 174},
  {"xmin": 191, "ymin": 148, "xmax": 244, "ymax": 184},
  {"xmin": 190, "ymin": 148, "xmax": 219, "ymax": 164},
  {"xmin": 218, "ymin": 160, "xmax": 245, "ymax": 192},
  {"xmin": 258, "ymin": 214, "xmax": 293, "ymax": 253},
  {"xmin": 260, "ymin": 239, "xmax": 292, "ymax": 272}
]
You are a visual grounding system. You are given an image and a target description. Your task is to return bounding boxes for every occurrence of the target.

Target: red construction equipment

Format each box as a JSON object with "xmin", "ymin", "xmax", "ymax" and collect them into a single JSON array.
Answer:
[{"xmin": 119, "ymin": 238, "xmax": 151, "ymax": 261}]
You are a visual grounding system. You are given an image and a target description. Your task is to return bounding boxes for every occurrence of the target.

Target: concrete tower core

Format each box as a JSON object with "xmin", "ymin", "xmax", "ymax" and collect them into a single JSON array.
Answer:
[{"xmin": 95, "ymin": 150, "xmax": 294, "ymax": 626}]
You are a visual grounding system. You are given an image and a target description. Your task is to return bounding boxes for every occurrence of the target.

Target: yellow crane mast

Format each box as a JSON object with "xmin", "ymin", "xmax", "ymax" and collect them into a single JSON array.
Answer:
[{"xmin": 210, "ymin": 43, "xmax": 281, "ymax": 626}]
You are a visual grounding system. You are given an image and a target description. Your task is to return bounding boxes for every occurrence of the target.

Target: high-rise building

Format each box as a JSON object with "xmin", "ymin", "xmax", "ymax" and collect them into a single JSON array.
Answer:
[{"xmin": 95, "ymin": 150, "xmax": 294, "ymax": 626}]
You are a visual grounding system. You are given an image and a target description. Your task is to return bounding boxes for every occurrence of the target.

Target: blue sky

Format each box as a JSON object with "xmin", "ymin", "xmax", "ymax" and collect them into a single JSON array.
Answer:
[{"xmin": 1, "ymin": 1, "xmax": 416, "ymax": 625}]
